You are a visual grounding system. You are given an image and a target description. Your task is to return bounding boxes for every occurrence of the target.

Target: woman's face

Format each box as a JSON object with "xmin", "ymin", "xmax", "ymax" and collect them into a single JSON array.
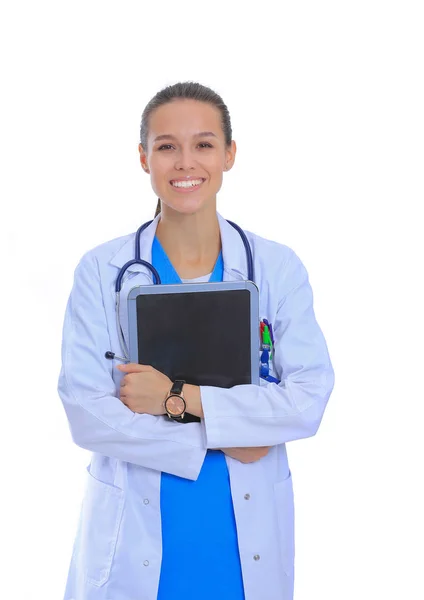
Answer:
[{"xmin": 139, "ymin": 99, "xmax": 236, "ymax": 216}]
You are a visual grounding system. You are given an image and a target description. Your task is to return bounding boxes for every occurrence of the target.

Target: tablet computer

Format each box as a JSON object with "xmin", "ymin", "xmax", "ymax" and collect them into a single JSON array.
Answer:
[{"xmin": 127, "ymin": 281, "xmax": 260, "ymax": 422}]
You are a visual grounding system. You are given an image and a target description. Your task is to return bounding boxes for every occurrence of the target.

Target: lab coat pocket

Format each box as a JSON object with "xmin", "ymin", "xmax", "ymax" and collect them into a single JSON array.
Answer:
[
  {"xmin": 274, "ymin": 472, "xmax": 295, "ymax": 576},
  {"xmin": 79, "ymin": 466, "xmax": 125, "ymax": 587}
]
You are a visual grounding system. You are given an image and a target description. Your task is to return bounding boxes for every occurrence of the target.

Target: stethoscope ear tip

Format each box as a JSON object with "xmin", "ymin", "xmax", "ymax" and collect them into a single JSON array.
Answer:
[{"xmin": 105, "ymin": 351, "xmax": 128, "ymax": 362}]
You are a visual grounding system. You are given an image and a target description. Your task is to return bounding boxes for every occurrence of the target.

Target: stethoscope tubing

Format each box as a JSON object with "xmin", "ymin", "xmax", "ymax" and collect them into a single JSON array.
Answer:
[
  {"xmin": 113, "ymin": 219, "xmax": 254, "ymax": 362},
  {"xmin": 115, "ymin": 219, "xmax": 254, "ymax": 293}
]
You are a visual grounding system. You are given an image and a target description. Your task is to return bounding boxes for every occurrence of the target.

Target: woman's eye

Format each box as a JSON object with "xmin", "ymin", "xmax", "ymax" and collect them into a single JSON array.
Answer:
[{"xmin": 157, "ymin": 142, "xmax": 212, "ymax": 151}]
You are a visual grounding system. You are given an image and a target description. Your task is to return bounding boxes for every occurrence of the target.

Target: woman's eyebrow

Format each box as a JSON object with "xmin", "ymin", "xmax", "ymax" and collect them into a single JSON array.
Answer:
[
  {"xmin": 153, "ymin": 131, "xmax": 218, "ymax": 143},
  {"xmin": 195, "ymin": 131, "xmax": 217, "ymax": 138}
]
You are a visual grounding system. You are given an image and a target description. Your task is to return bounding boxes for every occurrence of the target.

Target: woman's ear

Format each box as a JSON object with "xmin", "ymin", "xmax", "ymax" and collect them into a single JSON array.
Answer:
[
  {"xmin": 138, "ymin": 143, "xmax": 150, "ymax": 173},
  {"xmin": 224, "ymin": 140, "xmax": 237, "ymax": 172}
]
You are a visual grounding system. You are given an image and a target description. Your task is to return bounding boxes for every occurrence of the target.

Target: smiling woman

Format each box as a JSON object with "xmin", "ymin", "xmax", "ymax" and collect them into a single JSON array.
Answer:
[
  {"xmin": 57, "ymin": 81, "xmax": 335, "ymax": 600},
  {"xmin": 139, "ymin": 82, "xmax": 236, "ymax": 220}
]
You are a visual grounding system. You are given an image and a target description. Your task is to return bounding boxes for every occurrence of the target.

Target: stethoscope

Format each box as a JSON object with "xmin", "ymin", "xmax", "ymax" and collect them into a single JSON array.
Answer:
[{"xmin": 105, "ymin": 219, "xmax": 254, "ymax": 364}]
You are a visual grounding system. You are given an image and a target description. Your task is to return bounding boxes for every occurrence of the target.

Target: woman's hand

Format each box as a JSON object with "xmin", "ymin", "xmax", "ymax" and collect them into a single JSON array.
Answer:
[
  {"xmin": 116, "ymin": 363, "xmax": 171, "ymax": 415},
  {"xmin": 222, "ymin": 447, "xmax": 271, "ymax": 463}
]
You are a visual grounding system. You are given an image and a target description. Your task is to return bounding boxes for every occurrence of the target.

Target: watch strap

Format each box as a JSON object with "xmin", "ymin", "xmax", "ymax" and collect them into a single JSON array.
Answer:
[{"xmin": 170, "ymin": 380, "xmax": 185, "ymax": 396}]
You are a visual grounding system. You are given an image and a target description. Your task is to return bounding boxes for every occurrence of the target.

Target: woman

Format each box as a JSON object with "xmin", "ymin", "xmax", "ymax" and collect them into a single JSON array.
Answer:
[{"xmin": 58, "ymin": 81, "xmax": 335, "ymax": 600}]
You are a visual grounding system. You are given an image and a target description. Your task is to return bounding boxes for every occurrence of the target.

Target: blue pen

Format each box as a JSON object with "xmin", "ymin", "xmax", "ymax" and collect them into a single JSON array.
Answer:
[
  {"xmin": 264, "ymin": 374, "xmax": 281, "ymax": 384},
  {"xmin": 260, "ymin": 347, "xmax": 270, "ymax": 378}
]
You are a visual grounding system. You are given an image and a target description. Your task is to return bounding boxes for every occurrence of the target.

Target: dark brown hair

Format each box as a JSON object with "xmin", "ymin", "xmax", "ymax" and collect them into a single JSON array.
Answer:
[{"xmin": 139, "ymin": 81, "xmax": 233, "ymax": 217}]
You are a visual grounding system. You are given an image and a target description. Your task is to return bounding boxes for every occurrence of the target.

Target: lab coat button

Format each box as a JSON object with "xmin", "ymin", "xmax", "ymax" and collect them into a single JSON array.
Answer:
[
  {"xmin": 143, "ymin": 498, "xmax": 149, "ymax": 505},
  {"xmin": 143, "ymin": 560, "xmax": 149, "ymax": 567},
  {"xmin": 253, "ymin": 555, "xmax": 260, "ymax": 561},
  {"xmin": 244, "ymin": 493, "xmax": 250, "ymax": 500}
]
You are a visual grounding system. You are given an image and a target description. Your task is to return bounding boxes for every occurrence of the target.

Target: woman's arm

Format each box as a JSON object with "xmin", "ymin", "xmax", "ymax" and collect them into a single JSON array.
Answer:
[
  {"xmin": 199, "ymin": 248, "xmax": 335, "ymax": 449},
  {"xmin": 114, "ymin": 366, "xmax": 271, "ymax": 463},
  {"xmin": 58, "ymin": 253, "xmax": 207, "ymax": 481}
]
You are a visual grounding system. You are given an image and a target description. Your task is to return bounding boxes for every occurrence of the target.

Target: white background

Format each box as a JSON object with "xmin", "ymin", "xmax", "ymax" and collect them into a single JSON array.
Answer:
[{"xmin": 1, "ymin": 1, "xmax": 423, "ymax": 598}]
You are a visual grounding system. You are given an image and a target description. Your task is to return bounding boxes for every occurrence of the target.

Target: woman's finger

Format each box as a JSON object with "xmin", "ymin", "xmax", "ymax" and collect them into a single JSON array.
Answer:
[{"xmin": 117, "ymin": 363, "xmax": 153, "ymax": 374}]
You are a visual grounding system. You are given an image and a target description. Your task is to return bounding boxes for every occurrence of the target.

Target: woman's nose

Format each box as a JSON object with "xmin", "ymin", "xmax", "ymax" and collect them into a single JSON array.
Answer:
[{"xmin": 174, "ymin": 150, "xmax": 196, "ymax": 171}]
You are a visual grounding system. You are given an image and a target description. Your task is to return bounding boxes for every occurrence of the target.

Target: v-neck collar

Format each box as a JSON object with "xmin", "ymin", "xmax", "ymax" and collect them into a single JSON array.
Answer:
[{"xmin": 151, "ymin": 236, "xmax": 224, "ymax": 284}]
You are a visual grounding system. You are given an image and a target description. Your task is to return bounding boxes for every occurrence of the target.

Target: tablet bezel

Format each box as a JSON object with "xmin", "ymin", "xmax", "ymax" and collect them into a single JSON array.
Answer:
[{"xmin": 127, "ymin": 281, "xmax": 260, "ymax": 385}]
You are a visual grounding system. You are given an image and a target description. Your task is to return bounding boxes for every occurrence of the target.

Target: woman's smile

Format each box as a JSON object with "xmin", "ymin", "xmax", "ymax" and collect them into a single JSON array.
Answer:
[{"xmin": 170, "ymin": 177, "xmax": 206, "ymax": 192}]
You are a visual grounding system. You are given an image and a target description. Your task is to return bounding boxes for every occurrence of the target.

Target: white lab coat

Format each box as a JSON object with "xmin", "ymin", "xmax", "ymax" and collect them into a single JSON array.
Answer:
[{"xmin": 58, "ymin": 212, "xmax": 335, "ymax": 600}]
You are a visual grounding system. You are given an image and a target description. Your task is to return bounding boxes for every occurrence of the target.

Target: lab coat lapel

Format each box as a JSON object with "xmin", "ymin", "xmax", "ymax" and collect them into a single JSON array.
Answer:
[
  {"xmin": 108, "ymin": 216, "xmax": 160, "ymax": 353},
  {"xmin": 217, "ymin": 213, "xmax": 250, "ymax": 282},
  {"xmin": 108, "ymin": 214, "xmax": 161, "ymax": 281}
]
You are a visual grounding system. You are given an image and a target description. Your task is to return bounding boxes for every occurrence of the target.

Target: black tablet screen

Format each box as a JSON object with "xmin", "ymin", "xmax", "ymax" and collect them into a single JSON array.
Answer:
[{"xmin": 136, "ymin": 289, "xmax": 252, "ymax": 390}]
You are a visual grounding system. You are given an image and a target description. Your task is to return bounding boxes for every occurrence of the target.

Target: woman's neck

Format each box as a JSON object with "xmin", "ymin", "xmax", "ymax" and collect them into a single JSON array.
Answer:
[{"xmin": 155, "ymin": 204, "xmax": 221, "ymax": 279}]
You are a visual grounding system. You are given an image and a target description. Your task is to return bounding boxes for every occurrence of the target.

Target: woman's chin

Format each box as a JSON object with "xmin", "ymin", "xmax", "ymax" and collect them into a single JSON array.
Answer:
[{"xmin": 161, "ymin": 195, "xmax": 215, "ymax": 216}]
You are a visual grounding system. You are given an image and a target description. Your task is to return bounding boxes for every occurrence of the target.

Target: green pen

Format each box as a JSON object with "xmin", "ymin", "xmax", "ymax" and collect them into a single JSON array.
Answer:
[{"xmin": 262, "ymin": 325, "xmax": 273, "ymax": 359}]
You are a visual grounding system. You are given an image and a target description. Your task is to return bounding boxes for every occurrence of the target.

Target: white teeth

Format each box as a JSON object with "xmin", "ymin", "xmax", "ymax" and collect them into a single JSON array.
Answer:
[{"xmin": 171, "ymin": 179, "xmax": 203, "ymax": 188}]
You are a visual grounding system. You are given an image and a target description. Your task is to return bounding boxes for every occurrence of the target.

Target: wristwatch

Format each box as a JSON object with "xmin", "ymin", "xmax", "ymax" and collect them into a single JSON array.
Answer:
[{"xmin": 164, "ymin": 380, "xmax": 186, "ymax": 421}]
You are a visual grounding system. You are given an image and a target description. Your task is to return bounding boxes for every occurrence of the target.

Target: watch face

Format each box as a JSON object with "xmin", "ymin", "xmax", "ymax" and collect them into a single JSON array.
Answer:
[{"xmin": 166, "ymin": 395, "xmax": 185, "ymax": 416}]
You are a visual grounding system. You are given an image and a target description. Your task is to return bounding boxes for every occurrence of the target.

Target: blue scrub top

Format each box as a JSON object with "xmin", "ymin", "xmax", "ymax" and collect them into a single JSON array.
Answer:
[{"xmin": 152, "ymin": 237, "xmax": 245, "ymax": 600}]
